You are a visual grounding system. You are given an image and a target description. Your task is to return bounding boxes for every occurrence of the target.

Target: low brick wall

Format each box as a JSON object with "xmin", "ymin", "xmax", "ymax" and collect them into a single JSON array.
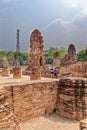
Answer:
[
  {"xmin": 5, "ymin": 81, "xmax": 58, "ymax": 122},
  {"xmin": 56, "ymin": 78, "xmax": 87, "ymax": 120}
]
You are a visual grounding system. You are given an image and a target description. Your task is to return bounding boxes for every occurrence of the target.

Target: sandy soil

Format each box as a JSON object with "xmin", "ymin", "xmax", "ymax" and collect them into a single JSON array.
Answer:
[{"xmin": 20, "ymin": 113, "xmax": 79, "ymax": 130}]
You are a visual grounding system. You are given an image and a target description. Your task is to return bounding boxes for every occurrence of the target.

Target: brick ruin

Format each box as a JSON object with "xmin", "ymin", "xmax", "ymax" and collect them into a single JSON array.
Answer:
[
  {"xmin": 59, "ymin": 61, "xmax": 86, "ymax": 77},
  {"xmin": 13, "ymin": 54, "xmax": 20, "ymax": 66},
  {"xmin": 28, "ymin": 29, "xmax": 45, "ymax": 69},
  {"xmin": 0, "ymin": 77, "xmax": 87, "ymax": 130},
  {"xmin": 56, "ymin": 79, "xmax": 87, "ymax": 120},
  {"xmin": 80, "ymin": 118, "xmax": 87, "ymax": 130},
  {"xmin": 62, "ymin": 43, "xmax": 77, "ymax": 65},
  {"xmin": 57, "ymin": 44, "xmax": 87, "ymax": 78},
  {"xmin": 2, "ymin": 68, "xmax": 10, "ymax": 77},
  {"xmin": 13, "ymin": 66, "xmax": 22, "ymax": 79},
  {"xmin": 30, "ymin": 66, "xmax": 41, "ymax": 80},
  {"xmin": 53, "ymin": 51, "xmax": 60, "ymax": 67},
  {"xmin": 0, "ymin": 58, "xmax": 9, "ymax": 68},
  {"xmin": 27, "ymin": 29, "xmax": 45, "ymax": 80},
  {"xmin": 2, "ymin": 79, "xmax": 58, "ymax": 122},
  {"xmin": 1, "ymin": 30, "xmax": 87, "ymax": 130},
  {"xmin": 0, "ymin": 87, "xmax": 20, "ymax": 130}
]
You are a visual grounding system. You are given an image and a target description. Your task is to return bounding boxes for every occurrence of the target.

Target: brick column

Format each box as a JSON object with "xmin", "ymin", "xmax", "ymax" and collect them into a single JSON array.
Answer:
[
  {"xmin": 30, "ymin": 66, "xmax": 41, "ymax": 80},
  {"xmin": 13, "ymin": 66, "xmax": 22, "ymax": 78}
]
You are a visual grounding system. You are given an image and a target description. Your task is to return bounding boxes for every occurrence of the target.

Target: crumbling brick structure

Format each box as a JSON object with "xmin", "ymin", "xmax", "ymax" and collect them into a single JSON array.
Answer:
[
  {"xmin": 27, "ymin": 29, "xmax": 45, "ymax": 80},
  {"xmin": 28, "ymin": 29, "xmax": 45, "ymax": 69},
  {"xmin": 30, "ymin": 66, "xmax": 41, "ymax": 80},
  {"xmin": 2, "ymin": 68, "xmax": 10, "ymax": 77},
  {"xmin": 53, "ymin": 51, "xmax": 60, "ymax": 67},
  {"xmin": 0, "ymin": 87, "xmax": 20, "ymax": 130},
  {"xmin": 62, "ymin": 44, "xmax": 77, "ymax": 65},
  {"xmin": 13, "ymin": 66, "xmax": 22, "ymax": 78},
  {"xmin": 0, "ymin": 58, "xmax": 9, "ymax": 68},
  {"xmin": 56, "ymin": 79, "xmax": 87, "ymax": 120},
  {"xmin": 80, "ymin": 118, "xmax": 87, "ymax": 130}
]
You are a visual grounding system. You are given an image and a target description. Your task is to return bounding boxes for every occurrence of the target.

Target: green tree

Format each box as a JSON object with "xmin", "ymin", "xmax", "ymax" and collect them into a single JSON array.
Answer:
[
  {"xmin": 77, "ymin": 49, "xmax": 87, "ymax": 61},
  {"xmin": 44, "ymin": 47, "xmax": 67, "ymax": 60}
]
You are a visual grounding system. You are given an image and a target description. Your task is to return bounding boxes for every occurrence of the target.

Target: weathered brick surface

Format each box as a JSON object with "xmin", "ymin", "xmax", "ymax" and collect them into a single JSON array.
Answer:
[
  {"xmin": 28, "ymin": 29, "xmax": 45, "ymax": 70},
  {"xmin": 30, "ymin": 66, "xmax": 41, "ymax": 80},
  {"xmin": 56, "ymin": 78, "xmax": 87, "ymax": 120},
  {"xmin": 80, "ymin": 118, "xmax": 87, "ymax": 130},
  {"xmin": 1, "ymin": 75, "xmax": 87, "ymax": 130},
  {"xmin": 5, "ymin": 81, "xmax": 58, "ymax": 122},
  {"xmin": 62, "ymin": 44, "xmax": 76, "ymax": 65},
  {"xmin": 60, "ymin": 60, "xmax": 87, "ymax": 77},
  {"xmin": 13, "ymin": 66, "xmax": 22, "ymax": 78},
  {"xmin": 0, "ymin": 87, "xmax": 21, "ymax": 130},
  {"xmin": 2, "ymin": 68, "xmax": 10, "ymax": 77},
  {"xmin": 53, "ymin": 51, "xmax": 60, "ymax": 67}
]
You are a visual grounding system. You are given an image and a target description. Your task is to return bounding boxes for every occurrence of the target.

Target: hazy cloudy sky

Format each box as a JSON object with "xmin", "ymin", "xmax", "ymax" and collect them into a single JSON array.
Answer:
[{"xmin": 0, "ymin": 0, "xmax": 87, "ymax": 51}]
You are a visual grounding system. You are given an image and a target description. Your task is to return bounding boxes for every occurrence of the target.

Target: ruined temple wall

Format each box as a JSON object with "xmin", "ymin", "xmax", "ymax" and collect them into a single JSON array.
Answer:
[
  {"xmin": 5, "ymin": 81, "xmax": 58, "ymax": 122},
  {"xmin": 60, "ymin": 61, "xmax": 86, "ymax": 77},
  {"xmin": 1, "ymin": 76, "xmax": 87, "ymax": 125},
  {"xmin": 56, "ymin": 79, "xmax": 87, "ymax": 120},
  {"xmin": 0, "ymin": 87, "xmax": 20, "ymax": 130}
]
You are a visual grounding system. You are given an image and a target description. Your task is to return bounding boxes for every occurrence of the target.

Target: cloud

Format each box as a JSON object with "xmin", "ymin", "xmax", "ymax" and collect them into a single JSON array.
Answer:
[
  {"xmin": 42, "ymin": 18, "xmax": 71, "ymax": 31},
  {"xmin": 61, "ymin": 0, "xmax": 87, "ymax": 9},
  {"xmin": 79, "ymin": 8, "xmax": 87, "ymax": 17},
  {"xmin": 42, "ymin": 8, "xmax": 87, "ymax": 51},
  {"xmin": 72, "ymin": 8, "xmax": 87, "ymax": 27},
  {"xmin": 42, "ymin": 7, "xmax": 87, "ymax": 33}
]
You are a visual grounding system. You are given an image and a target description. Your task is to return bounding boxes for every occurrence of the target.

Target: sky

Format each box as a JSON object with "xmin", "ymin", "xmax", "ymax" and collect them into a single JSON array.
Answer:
[{"xmin": 0, "ymin": 0, "xmax": 87, "ymax": 52}]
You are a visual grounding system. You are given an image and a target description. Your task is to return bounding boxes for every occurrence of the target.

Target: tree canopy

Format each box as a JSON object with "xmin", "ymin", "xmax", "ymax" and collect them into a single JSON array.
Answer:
[{"xmin": 0, "ymin": 47, "xmax": 87, "ymax": 66}]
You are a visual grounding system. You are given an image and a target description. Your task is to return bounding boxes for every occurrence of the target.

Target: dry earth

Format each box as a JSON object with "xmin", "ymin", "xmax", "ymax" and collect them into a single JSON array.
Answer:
[{"xmin": 20, "ymin": 113, "xmax": 79, "ymax": 130}]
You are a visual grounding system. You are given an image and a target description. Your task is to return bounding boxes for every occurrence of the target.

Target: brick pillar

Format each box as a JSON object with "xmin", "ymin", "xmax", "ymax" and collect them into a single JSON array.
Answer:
[
  {"xmin": 13, "ymin": 66, "xmax": 22, "ymax": 78},
  {"xmin": 30, "ymin": 66, "xmax": 41, "ymax": 80}
]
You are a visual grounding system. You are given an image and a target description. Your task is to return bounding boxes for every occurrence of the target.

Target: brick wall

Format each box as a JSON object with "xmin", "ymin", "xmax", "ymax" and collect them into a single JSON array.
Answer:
[
  {"xmin": 80, "ymin": 119, "xmax": 87, "ymax": 130},
  {"xmin": 0, "ymin": 87, "xmax": 20, "ymax": 130},
  {"xmin": 5, "ymin": 81, "xmax": 58, "ymax": 122},
  {"xmin": 56, "ymin": 78, "xmax": 87, "ymax": 120}
]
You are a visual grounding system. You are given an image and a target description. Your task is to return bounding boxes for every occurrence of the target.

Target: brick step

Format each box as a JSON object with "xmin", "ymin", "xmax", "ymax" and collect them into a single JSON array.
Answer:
[
  {"xmin": 0, "ymin": 117, "xmax": 8, "ymax": 123},
  {"xmin": 0, "ymin": 103, "xmax": 10, "ymax": 113},
  {"xmin": 0, "ymin": 88, "xmax": 8, "ymax": 100},
  {"xmin": 0, "ymin": 121, "xmax": 13, "ymax": 127},
  {"xmin": 0, "ymin": 88, "xmax": 7, "ymax": 95},
  {"xmin": 7, "ymin": 113, "xmax": 19, "ymax": 125}
]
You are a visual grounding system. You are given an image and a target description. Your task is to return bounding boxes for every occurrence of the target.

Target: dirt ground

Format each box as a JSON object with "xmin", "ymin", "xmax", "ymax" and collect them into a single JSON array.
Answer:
[{"xmin": 20, "ymin": 113, "xmax": 79, "ymax": 130}]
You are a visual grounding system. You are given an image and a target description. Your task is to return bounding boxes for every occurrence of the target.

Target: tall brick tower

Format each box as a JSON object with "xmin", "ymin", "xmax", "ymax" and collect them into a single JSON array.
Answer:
[{"xmin": 28, "ymin": 29, "xmax": 45, "ymax": 69}]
